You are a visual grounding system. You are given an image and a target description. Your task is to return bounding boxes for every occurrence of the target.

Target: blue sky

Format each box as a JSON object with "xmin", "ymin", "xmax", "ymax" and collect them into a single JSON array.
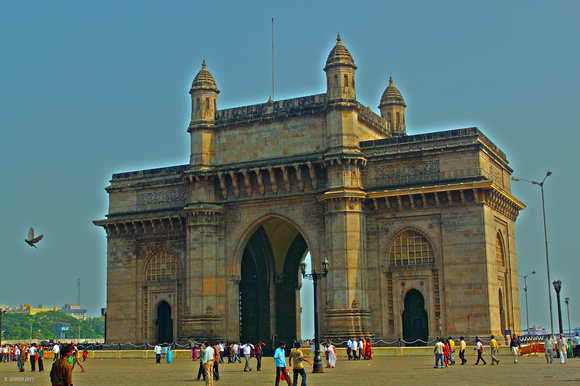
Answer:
[{"xmin": 1, "ymin": 1, "xmax": 578, "ymax": 339}]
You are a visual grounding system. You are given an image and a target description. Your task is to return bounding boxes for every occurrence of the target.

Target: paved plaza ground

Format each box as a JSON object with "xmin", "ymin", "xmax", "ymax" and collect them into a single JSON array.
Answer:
[{"xmin": 1, "ymin": 354, "xmax": 579, "ymax": 385}]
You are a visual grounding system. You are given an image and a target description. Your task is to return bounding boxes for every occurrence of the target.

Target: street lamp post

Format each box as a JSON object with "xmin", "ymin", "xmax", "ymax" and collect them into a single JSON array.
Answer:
[
  {"xmin": 565, "ymin": 298, "xmax": 571, "ymax": 339},
  {"xmin": 552, "ymin": 280, "xmax": 563, "ymax": 336},
  {"xmin": 300, "ymin": 257, "xmax": 330, "ymax": 374},
  {"xmin": 512, "ymin": 170, "xmax": 553, "ymax": 336},
  {"xmin": 518, "ymin": 271, "xmax": 536, "ymax": 333}
]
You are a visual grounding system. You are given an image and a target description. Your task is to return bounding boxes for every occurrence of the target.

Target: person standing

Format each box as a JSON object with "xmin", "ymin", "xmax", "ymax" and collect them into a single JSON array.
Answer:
[
  {"xmin": 290, "ymin": 342, "xmax": 312, "ymax": 386},
  {"xmin": 274, "ymin": 341, "xmax": 292, "ymax": 386},
  {"xmin": 359, "ymin": 338, "xmax": 364, "ymax": 360},
  {"xmin": 211, "ymin": 343, "xmax": 220, "ymax": 381},
  {"xmin": 474, "ymin": 338, "xmax": 486, "ymax": 365},
  {"xmin": 154, "ymin": 343, "xmax": 162, "ymax": 363},
  {"xmin": 82, "ymin": 347, "xmax": 87, "ymax": 362},
  {"xmin": 490, "ymin": 335, "xmax": 500, "ymax": 365},
  {"xmin": 255, "ymin": 341, "xmax": 265, "ymax": 371},
  {"xmin": 573, "ymin": 334, "xmax": 580, "ymax": 358},
  {"xmin": 52, "ymin": 343, "xmax": 60, "ymax": 362},
  {"xmin": 29, "ymin": 344, "xmax": 37, "ymax": 371},
  {"xmin": 218, "ymin": 342, "xmax": 224, "ymax": 364},
  {"xmin": 352, "ymin": 339, "xmax": 359, "ymax": 360},
  {"xmin": 203, "ymin": 342, "xmax": 215, "ymax": 386},
  {"xmin": 434, "ymin": 338, "xmax": 445, "ymax": 368},
  {"xmin": 19, "ymin": 345, "xmax": 27, "ymax": 372},
  {"xmin": 459, "ymin": 337, "xmax": 467, "ymax": 365},
  {"xmin": 50, "ymin": 345, "xmax": 73, "ymax": 386},
  {"xmin": 510, "ymin": 334, "xmax": 521, "ymax": 363},
  {"xmin": 241, "ymin": 342, "xmax": 254, "ymax": 371},
  {"xmin": 545, "ymin": 335, "xmax": 555, "ymax": 364},
  {"xmin": 557, "ymin": 334, "xmax": 568, "ymax": 364},
  {"xmin": 38, "ymin": 345, "xmax": 44, "ymax": 372},
  {"xmin": 448, "ymin": 337, "xmax": 455, "ymax": 365}
]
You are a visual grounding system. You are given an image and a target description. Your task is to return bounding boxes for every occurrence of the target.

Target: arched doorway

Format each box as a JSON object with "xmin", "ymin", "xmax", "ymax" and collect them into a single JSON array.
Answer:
[
  {"xmin": 402, "ymin": 289, "xmax": 428, "ymax": 346},
  {"xmin": 499, "ymin": 289, "xmax": 506, "ymax": 335},
  {"xmin": 239, "ymin": 218, "xmax": 309, "ymax": 355},
  {"xmin": 156, "ymin": 301, "xmax": 173, "ymax": 344}
]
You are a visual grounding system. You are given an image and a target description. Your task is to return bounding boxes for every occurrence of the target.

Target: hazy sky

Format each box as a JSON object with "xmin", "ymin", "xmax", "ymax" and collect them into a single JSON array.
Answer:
[{"xmin": 1, "ymin": 1, "xmax": 578, "ymax": 338}]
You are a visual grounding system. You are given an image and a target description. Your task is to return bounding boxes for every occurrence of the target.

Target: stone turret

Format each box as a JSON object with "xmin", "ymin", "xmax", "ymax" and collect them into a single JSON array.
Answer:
[
  {"xmin": 188, "ymin": 60, "xmax": 219, "ymax": 167},
  {"xmin": 324, "ymin": 34, "xmax": 357, "ymax": 102},
  {"xmin": 379, "ymin": 76, "xmax": 406, "ymax": 136}
]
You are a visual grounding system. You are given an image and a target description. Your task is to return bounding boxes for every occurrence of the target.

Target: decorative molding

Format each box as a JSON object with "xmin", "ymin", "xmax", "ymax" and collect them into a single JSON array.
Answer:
[{"xmin": 137, "ymin": 189, "xmax": 187, "ymax": 206}]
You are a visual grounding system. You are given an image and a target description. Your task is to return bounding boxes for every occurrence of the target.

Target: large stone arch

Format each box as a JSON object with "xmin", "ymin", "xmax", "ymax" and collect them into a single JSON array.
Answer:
[{"xmin": 236, "ymin": 213, "xmax": 313, "ymax": 354}]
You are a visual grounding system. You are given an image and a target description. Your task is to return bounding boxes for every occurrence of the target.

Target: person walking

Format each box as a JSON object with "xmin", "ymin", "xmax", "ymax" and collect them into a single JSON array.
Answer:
[
  {"xmin": 459, "ymin": 337, "xmax": 467, "ymax": 365},
  {"xmin": 510, "ymin": 334, "xmax": 521, "ymax": 363},
  {"xmin": 346, "ymin": 338, "xmax": 352, "ymax": 360},
  {"xmin": 573, "ymin": 334, "xmax": 580, "ymax": 358},
  {"xmin": 434, "ymin": 338, "xmax": 445, "ymax": 368},
  {"xmin": 557, "ymin": 334, "xmax": 568, "ymax": 364},
  {"xmin": 290, "ymin": 342, "xmax": 312, "ymax": 386},
  {"xmin": 474, "ymin": 337, "xmax": 486, "ymax": 365},
  {"xmin": 241, "ymin": 342, "xmax": 254, "ymax": 371},
  {"xmin": 545, "ymin": 335, "xmax": 555, "ymax": 364},
  {"xmin": 274, "ymin": 342, "xmax": 292, "ymax": 386},
  {"xmin": 52, "ymin": 343, "xmax": 60, "ymax": 362},
  {"xmin": 255, "ymin": 341, "xmax": 265, "ymax": 371},
  {"xmin": 195, "ymin": 344, "xmax": 206, "ymax": 382},
  {"xmin": 325, "ymin": 342, "xmax": 337, "ymax": 368},
  {"xmin": 448, "ymin": 337, "xmax": 455, "ymax": 365},
  {"xmin": 490, "ymin": 335, "xmax": 500, "ymax": 365}
]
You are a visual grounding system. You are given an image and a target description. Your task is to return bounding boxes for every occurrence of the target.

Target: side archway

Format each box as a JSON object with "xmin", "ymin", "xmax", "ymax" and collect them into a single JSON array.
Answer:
[{"xmin": 402, "ymin": 289, "xmax": 428, "ymax": 346}]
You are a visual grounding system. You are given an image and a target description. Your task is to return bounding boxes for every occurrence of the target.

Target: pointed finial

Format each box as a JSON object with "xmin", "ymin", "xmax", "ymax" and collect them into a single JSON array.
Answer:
[
  {"xmin": 202, "ymin": 58, "xmax": 207, "ymax": 69},
  {"xmin": 389, "ymin": 75, "xmax": 393, "ymax": 84},
  {"xmin": 337, "ymin": 33, "xmax": 342, "ymax": 43}
]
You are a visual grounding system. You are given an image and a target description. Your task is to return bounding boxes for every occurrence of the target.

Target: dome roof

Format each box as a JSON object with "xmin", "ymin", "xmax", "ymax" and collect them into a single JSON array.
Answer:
[
  {"xmin": 190, "ymin": 60, "xmax": 219, "ymax": 93},
  {"xmin": 324, "ymin": 34, "xmax": 356, "ymax": 71},
  {"xmin": 379, "ymin": 77, "xmax": 406, "ymax": 108}
]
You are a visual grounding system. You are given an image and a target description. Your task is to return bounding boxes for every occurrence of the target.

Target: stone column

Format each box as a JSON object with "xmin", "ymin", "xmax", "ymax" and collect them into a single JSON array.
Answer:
[{"xmin": 181, "ymin": 204, "xmax": 224, "ymax": 341}]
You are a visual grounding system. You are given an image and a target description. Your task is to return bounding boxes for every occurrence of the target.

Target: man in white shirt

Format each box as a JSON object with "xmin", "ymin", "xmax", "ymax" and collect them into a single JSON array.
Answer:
[
  {"xmin": 352, "ymin": 339, "xmax": 359, "ymax": 360},
  {"xmin": 203, "ymin": 343, "xmax": 215, "ymax": 386},
  {"xmin": 218, "ymin": 342, "xmax": 225, "ymax": 363},
  {"xmin": 154, "ymin": 344, "xmax": 162, "ymax": 363},
  {"xmin": 29, "ymin": 344, "xmax": 37, "ymax": 371},
  {"xmin": 241, "ymin": 342, "xmax": 255, "ymax": 371},
  {"xmin": 52, "ymin": 344, "xmax": 60, "ymax": 362},
  {"xmin": 347, "ymin": 339, "xmax": 352, "ymax": 360}
]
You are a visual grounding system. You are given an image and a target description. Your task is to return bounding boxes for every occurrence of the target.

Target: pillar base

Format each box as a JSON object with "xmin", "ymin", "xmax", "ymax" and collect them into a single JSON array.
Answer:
[{"xmin": 323, "ymin": 308, "xmax": 373, "ymax": 341}]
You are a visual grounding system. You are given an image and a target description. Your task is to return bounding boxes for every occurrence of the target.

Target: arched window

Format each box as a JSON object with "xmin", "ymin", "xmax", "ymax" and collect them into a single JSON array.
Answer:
[
  {"xmin": 146, "ymin": 250, "xmax": 180, "ymax": 281},
  {"xmin": 496, "ymin": 233, "xmax": 505, "ymax": 267},
  {"xmin": 389, "ymin": 230, "xmax": 435, "ymax": 266}
]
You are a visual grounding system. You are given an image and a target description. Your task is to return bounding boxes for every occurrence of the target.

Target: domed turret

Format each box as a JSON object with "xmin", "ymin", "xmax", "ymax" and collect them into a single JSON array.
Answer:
[
  {"xmin": 189, "ymin": 60, "xmax": 219, "ymax": 124},
  {"xmin": 379, "ymin": 77, "xmax": 406, "ymax": 136},
  {"xmin": 324, "ymin": 35, "xmax": 357, "ymax": 101}
]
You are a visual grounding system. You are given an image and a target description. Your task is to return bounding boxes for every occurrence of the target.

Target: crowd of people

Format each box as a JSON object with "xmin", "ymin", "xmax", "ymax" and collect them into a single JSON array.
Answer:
[
  {"xmin": 433, "ymin": 333, "xmax": 580, "ymax": 369},
  {"xmin": 1, "ymin": 341, "xmax": 88, "ymax": 385}
]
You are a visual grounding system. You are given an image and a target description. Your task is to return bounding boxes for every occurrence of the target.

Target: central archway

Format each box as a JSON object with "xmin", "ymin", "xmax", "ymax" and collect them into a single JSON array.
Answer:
[
  {"xmin": 402, "ymin": 289, "xmax": 428, "ymax": 346},
  {"xmin": 239, "ymin": 217, "xmax": 309, "ymax": 355}
]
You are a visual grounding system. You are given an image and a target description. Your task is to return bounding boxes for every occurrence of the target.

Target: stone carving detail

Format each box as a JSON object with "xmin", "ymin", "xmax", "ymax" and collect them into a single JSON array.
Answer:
[
  {"xmin": 137, "ymin": 189, "xmax": 187, "ymax": 206},
  {"xmin": 375, "ymin": 160, "xmax": 440, "ymax": 183}
]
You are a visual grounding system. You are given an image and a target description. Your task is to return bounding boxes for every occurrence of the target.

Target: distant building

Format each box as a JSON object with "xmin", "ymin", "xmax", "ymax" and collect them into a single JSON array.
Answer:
[
  {"xmin": 58, "ymin": 304, "xmax": 87, "ymax": 321},
  {"xmin": 2, "ymin": 304, "xmax": 87, "ymax": 320}
]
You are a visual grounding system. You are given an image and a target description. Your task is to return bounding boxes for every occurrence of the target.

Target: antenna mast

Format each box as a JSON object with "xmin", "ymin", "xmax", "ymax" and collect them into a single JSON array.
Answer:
[{"xmin": 77, "ymin": 277, "xmax": 81, "ymax": 306}]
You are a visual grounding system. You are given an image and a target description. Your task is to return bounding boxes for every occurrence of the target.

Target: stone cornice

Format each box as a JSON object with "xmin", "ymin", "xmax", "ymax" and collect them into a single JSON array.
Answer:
[{"xmin": 93, "ymin": 213, "xmax": 185, "ymax": 237}]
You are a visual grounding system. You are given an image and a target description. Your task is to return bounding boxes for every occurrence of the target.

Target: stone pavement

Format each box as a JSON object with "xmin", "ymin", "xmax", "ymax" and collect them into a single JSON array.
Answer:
[{"xmin": 1, "ymin": 355, "xmax": 579, "ymax": 385}]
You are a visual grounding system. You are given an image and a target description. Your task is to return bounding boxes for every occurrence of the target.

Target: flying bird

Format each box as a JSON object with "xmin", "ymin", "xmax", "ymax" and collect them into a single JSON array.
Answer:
[{"xmin": 25, "ymin": 227, "xmax": 43, "ymax": 248}]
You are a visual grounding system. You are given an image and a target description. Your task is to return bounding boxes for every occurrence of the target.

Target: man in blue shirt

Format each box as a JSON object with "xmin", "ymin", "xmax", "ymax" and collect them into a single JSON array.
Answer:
[{"xmin": 274, "ymin": 342, "xmax": 292, "ymax": 386}]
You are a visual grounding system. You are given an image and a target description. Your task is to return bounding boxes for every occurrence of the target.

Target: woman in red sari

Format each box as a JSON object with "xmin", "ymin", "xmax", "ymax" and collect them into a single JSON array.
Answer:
[
  {"xmin": 443, "ymin": 340, "xmax": 450, "ymax": 367},
  {"xmin": 364, "ymin": 339, "xmax": 373, "ymax": 360}
]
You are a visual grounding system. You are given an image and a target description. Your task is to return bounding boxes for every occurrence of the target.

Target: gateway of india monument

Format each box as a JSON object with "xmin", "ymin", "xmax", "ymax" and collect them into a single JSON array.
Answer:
[{"xmin": 95, "ymin": 35, "xmax": 525, "ymax": 347}]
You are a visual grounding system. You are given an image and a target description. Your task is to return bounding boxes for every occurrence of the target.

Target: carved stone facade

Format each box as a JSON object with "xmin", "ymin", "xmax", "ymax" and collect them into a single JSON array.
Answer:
[{"xmin": 95, "ymin": 36, "xmax": 525, "ymax": 346}]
